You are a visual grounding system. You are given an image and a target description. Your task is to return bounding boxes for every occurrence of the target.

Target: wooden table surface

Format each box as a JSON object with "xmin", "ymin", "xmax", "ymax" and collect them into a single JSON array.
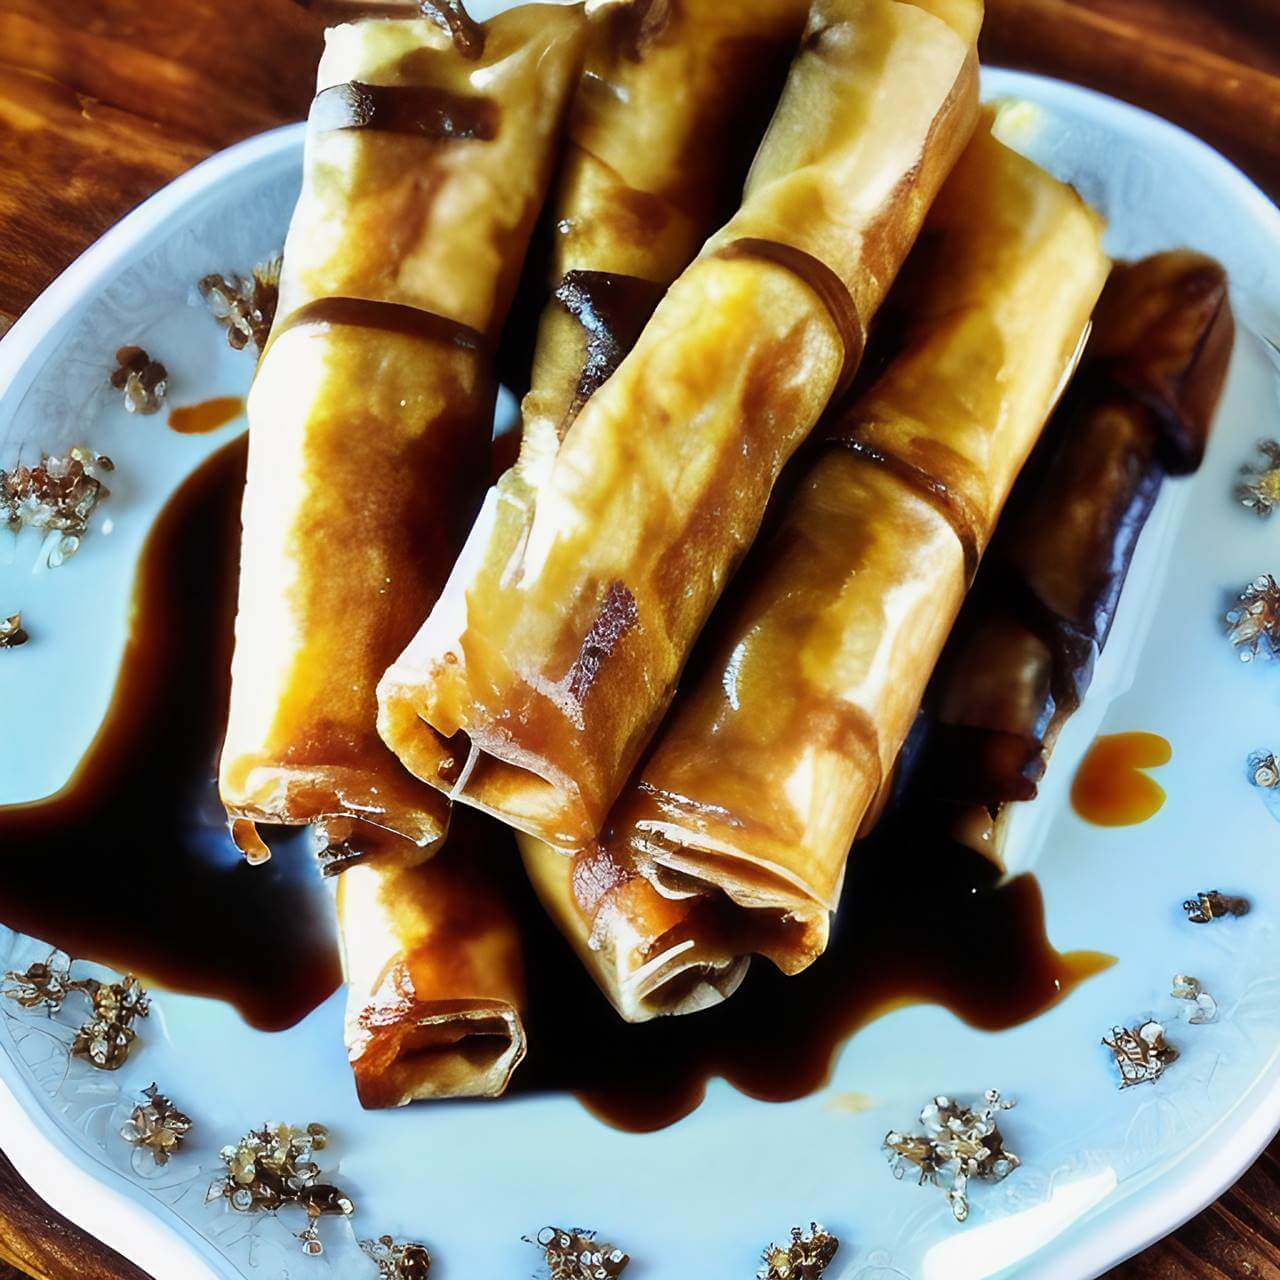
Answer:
[{"xmin": 0, "ymin": 1, "xmax": 1277, "ymax": 1277}]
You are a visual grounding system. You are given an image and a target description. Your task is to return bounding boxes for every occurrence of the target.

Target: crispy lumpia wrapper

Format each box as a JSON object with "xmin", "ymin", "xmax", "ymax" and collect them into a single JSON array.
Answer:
[
  {"xmin": 339, "ymin": 813, "xmax": 526, "ymax": 1106},
  {"xmin": 218, "ymin": 9, "xmax": 585, "ymax": 854},
  {"xmin": 518, "ymin": 831, "xmax": 753, "ymax": 1023},
  {"xmin": 602, "ymin": 120, "xmax": 1109, "ymax": 969},
  {"xmin": 379, "ymin": 0, "xmax": 983, "ymax": 848},
  {"xmin": 522, "ymin": 0, "xmax": 808, "ymax": 436}
]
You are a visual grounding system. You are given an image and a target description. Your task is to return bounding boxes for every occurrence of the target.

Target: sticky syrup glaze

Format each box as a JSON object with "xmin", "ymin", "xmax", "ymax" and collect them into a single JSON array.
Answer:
[
  {"xmin": 0, "ymin": 439, "xmax": 340, "ymax": 1030},
  {"xmin": 0, "ymin": 440, "xmax": 1106, "ymax": 1123}
]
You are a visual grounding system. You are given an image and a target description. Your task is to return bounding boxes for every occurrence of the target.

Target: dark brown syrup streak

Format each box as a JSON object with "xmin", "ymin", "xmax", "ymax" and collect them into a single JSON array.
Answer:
[
  {"xmin": 825, "ymin": 434, "xmax": 981, "ymax": 580},
  {"xmin": 714, "ymin": 237, "xmax": 865, "ymax": 397},
  {"xmin": 266, "ymin": 297, "xmax": 487, "ymax": 359},
  {"xmin": 0, "ymin": 440, "xmax": 341, "ymax": 1031},
  {"xmin": 554, "ymin": 270, "xmax": 667, "ymax": 422},
  {"xmin": 420, "ymin": 0, "xmax": 485, "ymax": 59},
  {"xmin": 912, "ymin": 252, "xmax": 1232, "ymax": 813},
  {"xmin": 310, "ymin": 81, "xmax": 498, "ymax": 142}
]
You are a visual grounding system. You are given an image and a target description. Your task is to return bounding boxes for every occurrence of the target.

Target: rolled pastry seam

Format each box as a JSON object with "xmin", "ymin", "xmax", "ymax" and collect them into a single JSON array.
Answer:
[
  {"xmin": 522, "ymin": 0, "xmax": 809, "ymax": 435},
  {"xmin": 916, "ymin": 250, "xmax": 1232, "ymax": 858},
  {"xmin": 600, "ymin": 117, "xmax": 1110, "ymax": 974},
  {"xmin": 339, "ymin": 811, "xmax": 526, "ymax": 1106},
  {"xmin": 518, "ymin": 832, "xmax": 756, "ymax": 1023},
  {"xmin": 218, "ymin": 7, "xmax": 586, "ymax": 860},
  {"xmin": 381, "ymin": 0, "xmax": 809, "ymax": 796},
  {"xmin": 380, "ymin": 0, "xmax": 984, "ymax": 849}
]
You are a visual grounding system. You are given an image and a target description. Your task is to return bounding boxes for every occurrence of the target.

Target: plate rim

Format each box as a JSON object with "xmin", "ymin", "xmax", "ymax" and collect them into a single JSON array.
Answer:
[{"xmin": 1, "ymin": 70, "xmax": 1278, "ymax": 1280}]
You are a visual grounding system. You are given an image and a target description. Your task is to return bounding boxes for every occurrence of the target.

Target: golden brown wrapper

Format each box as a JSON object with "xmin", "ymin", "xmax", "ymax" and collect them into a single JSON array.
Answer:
[
  {"xmin": 218, "ymin": 8, "xmax": 585, "ymax": 858},
  {"xmin": 379, "ymin": 0, "xmax": 984, "ymax": 850},
  {"xmin": 520, "ymin": 0, "xmax": 809, "ymax": 436},
  {"xmin": 518, "ymin": 832, "xmax": 755, "ymax": 1023},
  {"xmin": 597, "ymin": 116, "xmax": 1110, "ymax": 976},
  {"xmin": 339, "ymin": 811, "xmax": 525, "ymax": 1106}
]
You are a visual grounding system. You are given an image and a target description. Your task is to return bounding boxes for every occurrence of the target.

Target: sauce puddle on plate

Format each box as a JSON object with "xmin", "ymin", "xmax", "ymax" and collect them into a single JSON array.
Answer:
[
  {"xmin": 167, "ymin": 395, "xmax": 244, "ymax": 435},
  {"xmin": 0, "ymin": 440, "xmax": 1111, "ymax": 1129},
  {"xmin": 1071, "ymin": 731, "xmax": 1172, "ymax": 827}
]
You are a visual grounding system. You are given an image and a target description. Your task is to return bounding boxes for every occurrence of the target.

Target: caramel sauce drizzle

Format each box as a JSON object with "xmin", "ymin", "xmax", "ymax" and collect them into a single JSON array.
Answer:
[
  {"xmin": 824, "ymin": 434, "xmax": 981, "ymax": 580},
  {"xmin": 267, "ymin": 296, "xmax": 486, "ymax": 357},
  {"xmin": 0, "ymin": 440, "xmax": 341, "ymax": 1031},
  {"xmin": 0, "ymin": 439, "xmax": 1107, "ymax": 1129},
  {"xmin": 420, "ymin": 0, "xmax": 485, "ymax": 59},
  {"xmin": 310, "ymin": 81, "xmax": 498, "ymax": 142},
  {"xmin": 714, "ymin": 238, "xmax": 865, "ymax": 395},
  {"xmin": 553, "ymin": 270, "xmax": 666, "ymax": 423}
]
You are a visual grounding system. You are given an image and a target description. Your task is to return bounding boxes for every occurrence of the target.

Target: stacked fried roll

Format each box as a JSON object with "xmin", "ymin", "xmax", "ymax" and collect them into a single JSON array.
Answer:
[
  {"xmin": 219, "ymin": 6, "xmax": 585, "ymax": 1105},
  {"xmin": 339, "ymin": 809, "xmax": 526, "ymax": 1106},
  {"xmin": 530, "ymin": 115, "xmax": 1110, "ymax": 1012},
  {"xmin": 219, "ymin": 6, "xmax": 585, "ymax": 860},
  {"xmin": 381, "ymin": 0, "xmax": 809, "ymax": 788},
  {"xmin": 380, "ymin": 0, "xmax": 984, "ymax": 851},
  {"xmin": 913, "ymin": 249, "xmax": 1233, "ymax": 862}
]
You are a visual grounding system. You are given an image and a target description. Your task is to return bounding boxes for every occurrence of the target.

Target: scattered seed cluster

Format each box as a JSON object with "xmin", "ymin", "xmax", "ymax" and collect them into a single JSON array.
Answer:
[
  {"xmin": 885, "ymin": 1090, "xmax": 1019, "ymax": 1222},
  {"xmin": 757, "ymin": 1223, "xmax": 839, "ymax": 1280},
  {"xmin": 0, "ymin": 446, "xmax": 112, "ymax": 565},
  {"xmin": 2, "ymin": 953, "xmax": 150, "ymax": 1070},
  {"xmin": 1102, "ymin": 1021, "xmax": 1178, "ymax": 1088},
  {"xmin": 360, "ymin": 1235, "xmax": 433, "ymax": 1280},
  {"xmin": 121, "ymin": 1083, "xmax": 193, "ymax": 1166},
  {"xmin": 71, "ymin": 973, "xmax": 151, "ymax": 1070},
  {"xmin": 110, "ymin": 345, "xmax": 168, "ymax": 415},
  {"xmin": 1225, "ymin": 574, "xmax": 1280, "ymax": 661},
  {"xmin": 1235, "ymin": 440, "xmax": 1280, "ymax": 518},
  {"xmin": 1250, "ymin": 750, "xmax": 1279, "ymax": 789},
  {"xmin": 1183, "ymin": 889, "xmax": 1250, "ymax": 924},
  {"xmin": 533, "ymin": 1226, "xmax": 629, "ymax": 1279},
  {"xmin": 0, "ymin": 612, "xmax": 27, "ymax": 648},
  {"xmin": 198, "ymin": 253, "xmax": 281, "ymax": 355},
  {"xmin": 1171, "ymin": 974, "xmax": 1217, "ymax": 1025}
]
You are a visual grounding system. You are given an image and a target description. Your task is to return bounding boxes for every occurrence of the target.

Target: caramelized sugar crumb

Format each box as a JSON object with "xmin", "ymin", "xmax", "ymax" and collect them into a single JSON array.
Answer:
[
  {"xmin": 110, "ymin": 345, "xmax": 168, "ymax": 415},
  {"xmin": 199, "ymin": 253, "xmax": 282, "ymax": 355}
]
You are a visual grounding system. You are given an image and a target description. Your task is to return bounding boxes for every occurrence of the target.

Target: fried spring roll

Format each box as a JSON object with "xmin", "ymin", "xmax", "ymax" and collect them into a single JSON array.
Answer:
[
  {"xmin": 218, "ymin": 8, "xmax": 585, "ymax": 859},
  {"xmin": 915, "ymin": 250, "xmax": 1232, "ymax": 855},
  {"xmin": 519, "ymin": 0, "xmax": 808, "ymax": 440},
  {"xmin": 591, "ymin": 118, "xmax": 1109, "ymax": 976},
  {"xmin": 380, "ymin": 0, "xmax": 984, "ymax": 849},
  {"xmin": 518, "ymin": 833, "xmax": 756, "ymax": 1022},
  {"xmin": 339, "ymin": 810, "xmax": 525, "ymax": 1106}
]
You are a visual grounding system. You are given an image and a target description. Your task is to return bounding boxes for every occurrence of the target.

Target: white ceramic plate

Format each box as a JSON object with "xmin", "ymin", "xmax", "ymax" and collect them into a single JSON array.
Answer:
[{"xmin": 2, "ymin": 65, "xmax": 1280, "ymax": 1280}]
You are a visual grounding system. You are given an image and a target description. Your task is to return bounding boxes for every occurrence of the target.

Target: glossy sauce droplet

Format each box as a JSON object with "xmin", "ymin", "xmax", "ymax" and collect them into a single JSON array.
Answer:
[
  {"xmin": 1071, "ymin": 732, "xmax": 1172, "ymax": 826},
  {"xmin": 167, "ymin": 396, "xmax": 244, "ymax": 435}
]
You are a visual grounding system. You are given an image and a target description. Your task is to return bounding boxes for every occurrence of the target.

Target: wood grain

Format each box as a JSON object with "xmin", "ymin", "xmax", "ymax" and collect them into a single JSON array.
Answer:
[{"xmin": 0, "ymin": 1, "xmax": 1277, "ymax": 1277}]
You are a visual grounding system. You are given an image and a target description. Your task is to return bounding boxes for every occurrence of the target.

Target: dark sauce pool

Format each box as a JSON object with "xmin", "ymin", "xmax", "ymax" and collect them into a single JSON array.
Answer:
[{"xmin": 0, "ymin": 439, "xmax": 1109, "ymax": 1130}]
